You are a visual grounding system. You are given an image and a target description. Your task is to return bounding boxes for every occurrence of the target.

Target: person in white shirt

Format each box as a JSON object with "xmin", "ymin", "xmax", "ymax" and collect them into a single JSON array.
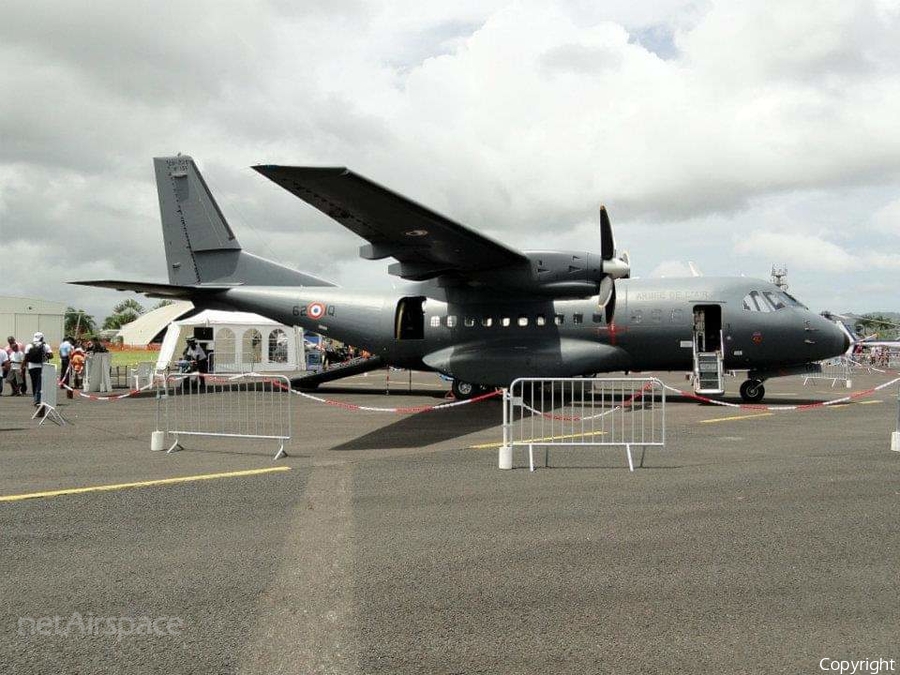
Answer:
[
  {"xmin": 6, "ymin": 336, "xmax": 26, "ymax": 396},
  {"xmin": 58, "ymin": 336, "xmax": 74, "ymax": 389},
  {"xmin": 6, "ymin": 341, "xmax": 25, "ymax": 395},
  {"xmin": 183, "ymin": 337, "xmax": 209, "ymax": 374},
  {"xmin": 23, "ymin": 332, "xmax": 53, "ymax": 406}
]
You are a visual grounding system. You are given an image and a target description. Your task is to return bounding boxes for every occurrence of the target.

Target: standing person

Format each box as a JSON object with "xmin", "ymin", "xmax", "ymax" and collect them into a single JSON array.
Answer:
[
  {"xmin": 58, "ymin": 335, "xmax": 74, "ymax": 389},
  {"xmin": 23, "ymin": 332, "xmax": 53, "ymax": 408},
  {"xmin": 6, "ymin": 341, "xmax": 25, "ymax": 396},
  {"xmin": 0, "ymin": 347, "xmax": 8, "ymax": 395},
  {"xmin": 7, "ymin": 336, "xmax": 26, "ymax": 396},
  {"xmin": 70, "ymin": 346, "xmax": 86, "ymax": 391},
  {"xmin": 183, "ymin": 337, "xmax": 209, "ymax": 374}
]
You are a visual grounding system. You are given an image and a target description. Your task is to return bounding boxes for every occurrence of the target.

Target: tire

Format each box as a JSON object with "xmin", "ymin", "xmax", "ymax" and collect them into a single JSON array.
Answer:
[
  {"xmin": 451, "ymin": 380, "xmax": 478, "ymax": 400},
  {"xmin": 739, "ymin": 379, "xmax": 765, "ymax": 403}
]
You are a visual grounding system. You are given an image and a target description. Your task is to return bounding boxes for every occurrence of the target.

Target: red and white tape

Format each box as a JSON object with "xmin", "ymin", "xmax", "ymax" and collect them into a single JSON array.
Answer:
[
  {"xmin": 517, "ymin": 381, "xmax": 656, "ymax": 422},
  {"xmin": 291, "ymin": 387, "xmax": 501, "ymax": 413},
  {"xmin": 661, "ymin": 375, "xmax": 900, "ymax": 411},
  {"xmin": 58, "ymin": 380, "xmax": 157, "ymax": 401}
]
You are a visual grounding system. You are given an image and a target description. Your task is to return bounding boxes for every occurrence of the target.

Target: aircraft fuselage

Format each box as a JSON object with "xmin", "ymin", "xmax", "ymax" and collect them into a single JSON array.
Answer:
[{"xmin": 218, "ymin": 275, "xmax": 847, "ymax": 387}]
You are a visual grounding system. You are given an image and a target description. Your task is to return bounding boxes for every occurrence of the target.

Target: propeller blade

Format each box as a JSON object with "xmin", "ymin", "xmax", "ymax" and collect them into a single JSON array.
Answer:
[
  {"xmin": 597, "ymin": 276, "xmax": 614, "ymax": 308},
  {"xmin": 605, "ymin": 285, "xmax": 617, "ymax": 324},
  {"xmin": 621, "ymin": 250, "xmax": 631, "ymax": 279},
  {"xmin": 597, "ymin": 276, "xmax": 618, "ymax": 323},
  {"xmin": 599, "ymin": 205, "xmax": 615, "ymax": 261}
]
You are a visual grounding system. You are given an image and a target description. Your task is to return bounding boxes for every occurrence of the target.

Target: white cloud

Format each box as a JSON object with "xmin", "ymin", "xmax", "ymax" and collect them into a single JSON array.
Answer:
[
  {"xmin": 648, "ymin": 260, "xmax": 695, "ymax": 278},
  {"xmin": 870, "ymin": 198, "xmax": 900, "ymax": 236},
  {"xmin": 733, "ymin": 231, "xmax": 857, "ymax": 271}
]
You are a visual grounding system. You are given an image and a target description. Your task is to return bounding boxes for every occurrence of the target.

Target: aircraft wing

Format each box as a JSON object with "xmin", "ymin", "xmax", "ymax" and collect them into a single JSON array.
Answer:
[
  {"xmin": 70, "ymin": 280, "xmax": 235, "ymax": 298},
  {"xmin": 253, "ymin": 166, "xmax": 529, "ymax": 281}
]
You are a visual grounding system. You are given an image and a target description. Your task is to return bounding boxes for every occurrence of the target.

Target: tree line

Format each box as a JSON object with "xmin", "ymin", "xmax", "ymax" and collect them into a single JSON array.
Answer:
[{"xmin": 64, "ymin": 299, "xmax": 174, "ymax": 339}]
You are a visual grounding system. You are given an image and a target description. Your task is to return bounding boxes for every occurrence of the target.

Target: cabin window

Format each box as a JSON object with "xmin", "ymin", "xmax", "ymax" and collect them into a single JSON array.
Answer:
[
  {"xmin": 671, "ymin": 308, "xmax": 683, "ymax": 323},
  {"xmin": 501, "ymin": 317, "xmax": 511, "ymax": 327},
  {"xmin": 554, "ymin": 314, "xmax": 565, "ymax": 325},
  {"xmin": 481, "ymin": 317, "xmax": 493, "ymax": 327},
  {"xmin": 464, "ymin": 317, "xmax": 475, "ymax": 328},
  {"xmin": 591, "ymin": 313, "xmax": 603, "ymax": 324},
  {"xmin": 651, "ymin": 309, "xmax": 662, "ymax": 324},
  {"xmin": 446, "ymin": 315, "xmax": 457, "ymax": 328},
  {"xmin": 631, "ymin": 310, "xmax": 643, "ymax": 324},
  {"xmin": 430, "ymin": 316, "xmax": 441, "ymax": 328},
  {"xmin": 517, "ymin": 315, "xmax": 529, "ymax": 327},
  {"xmin": 536, "ymin": 314, "xmax": 546, "ymax": 326},
  {"xmin": 573, "ymin": 313, "xmax": 584, "ymax": 325}
]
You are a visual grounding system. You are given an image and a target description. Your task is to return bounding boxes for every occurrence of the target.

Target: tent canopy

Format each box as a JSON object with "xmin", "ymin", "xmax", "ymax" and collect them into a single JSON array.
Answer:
[
  {"xmin": 156, "ymin": 310, "xmax": 304, "ymax": 373},
  {"xmin": 116, "ymin": 301, "xmax": 194, "ymax": 346}
]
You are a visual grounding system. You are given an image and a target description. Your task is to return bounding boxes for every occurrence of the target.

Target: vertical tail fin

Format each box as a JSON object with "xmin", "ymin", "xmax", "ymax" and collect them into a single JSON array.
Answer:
[
  {"xmin": 154, "ymin": 156, "xmax": 335, "ymax": 288},
  {"xmin": 155, "ymin": 156, "xmax": 240, "ymax": 285}
]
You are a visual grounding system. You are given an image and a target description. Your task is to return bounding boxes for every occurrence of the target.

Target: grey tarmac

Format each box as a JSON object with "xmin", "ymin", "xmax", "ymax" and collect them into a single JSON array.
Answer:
[{"xmin": 1, "ymin": 370, "xmax": 898, "ymax": 674}]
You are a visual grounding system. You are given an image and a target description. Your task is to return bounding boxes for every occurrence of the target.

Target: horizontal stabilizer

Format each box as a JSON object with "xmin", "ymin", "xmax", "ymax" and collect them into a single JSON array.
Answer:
[{"xmin": 69, "ymin": 280, "xmax": 235, "ymax": 299}]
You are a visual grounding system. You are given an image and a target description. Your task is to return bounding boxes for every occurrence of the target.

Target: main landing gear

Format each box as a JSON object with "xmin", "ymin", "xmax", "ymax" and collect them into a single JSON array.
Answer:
[{"xmin": 739, "ymin": 379, "xmax": 766, "ymax": 403}]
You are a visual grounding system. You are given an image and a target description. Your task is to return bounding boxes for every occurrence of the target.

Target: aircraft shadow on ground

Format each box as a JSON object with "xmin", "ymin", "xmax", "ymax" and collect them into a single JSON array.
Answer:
[
  {"xmin": 329, "ymin": 400, "xmax": 503, "ymax": 451},
  {"xmin": 329, "ymin": 397, "xmax": 660, "ymax": 452}
]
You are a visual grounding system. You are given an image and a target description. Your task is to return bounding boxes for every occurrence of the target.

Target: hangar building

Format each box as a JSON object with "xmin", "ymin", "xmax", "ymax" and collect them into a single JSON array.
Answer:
[{"xmin": 0, "ymin": 295, "xmax": 66, "ymax": 347}]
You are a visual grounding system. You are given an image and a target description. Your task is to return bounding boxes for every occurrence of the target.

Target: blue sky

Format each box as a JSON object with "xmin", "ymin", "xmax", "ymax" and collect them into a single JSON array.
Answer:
[{"xmin": 1, "ymin": 0, "xmax": 898, "ymax": 322}]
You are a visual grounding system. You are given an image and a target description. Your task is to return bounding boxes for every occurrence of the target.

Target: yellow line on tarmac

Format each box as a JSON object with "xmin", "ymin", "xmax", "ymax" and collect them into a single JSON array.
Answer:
[
  {"xmin": 828, "ymin": 404, "xmax": 851, "ymax": 409},
  {"xmin": 469, "ymin": 430, "xmax": 606, "ymax": 449},
  {"xmin": 0, "ymin": 467, "xmax": 291, "ymax": 503},
  {"xmin": 859, "ymin": 400, "xmax": 883, "ymax": 405},
  {"xmin": 699, "ymin": 412, "xmax": 774, "ymax": 424}
]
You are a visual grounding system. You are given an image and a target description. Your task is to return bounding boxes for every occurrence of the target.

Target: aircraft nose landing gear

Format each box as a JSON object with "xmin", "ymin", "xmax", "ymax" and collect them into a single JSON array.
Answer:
[
  {"xmin": 739, "ymin": 379, "xmax": 766, "ymax": 403},
  {"xmin": 451, "ymin": 379, "xmax": 481, "ymax": 400}
]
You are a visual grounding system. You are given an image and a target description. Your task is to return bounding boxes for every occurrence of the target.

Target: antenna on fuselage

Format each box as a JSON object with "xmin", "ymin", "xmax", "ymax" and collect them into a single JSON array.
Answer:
[{"xmin": 771, "ymin": 265, "xmax": 789, "ymax": 290}]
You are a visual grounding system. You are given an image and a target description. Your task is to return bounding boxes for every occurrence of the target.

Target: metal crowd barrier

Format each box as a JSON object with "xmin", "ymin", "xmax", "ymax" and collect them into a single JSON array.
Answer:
[
  {"xmin": 158, "ymin": 373, "xmax": 292, "ymax": 460},
  {"xmin": 803, "ymin": 357, "xmax": 852, "ymax": 388},
  {"xmin": 499, "ymin": 377, "xmax": 666, "ymax": 471}
]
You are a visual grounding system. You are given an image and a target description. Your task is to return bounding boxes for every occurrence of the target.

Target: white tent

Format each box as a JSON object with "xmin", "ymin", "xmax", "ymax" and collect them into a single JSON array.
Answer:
[{"xmin": 155, "ymin": 309, "xmax": 305, "ymax": 374}]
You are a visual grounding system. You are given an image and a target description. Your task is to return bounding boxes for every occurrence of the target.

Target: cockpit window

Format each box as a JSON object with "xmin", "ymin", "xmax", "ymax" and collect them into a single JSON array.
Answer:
[
  {"xmin": 742, "ymin": 290, "xmax": 785, "ymax": 312},
  {"xmin": 742, "ymin": 291, "xmax": 769, "ymax": 312},
  {"xmin": 779, "ymin": 291, "xmax": 807, "ymax": 309},
  {"xmin": 742, "ymin": 290, "xmax": 795, "ymax": 312},
  {"xmin": 762, "ymin": 291, "xmax": 785, "ymax": 310}
]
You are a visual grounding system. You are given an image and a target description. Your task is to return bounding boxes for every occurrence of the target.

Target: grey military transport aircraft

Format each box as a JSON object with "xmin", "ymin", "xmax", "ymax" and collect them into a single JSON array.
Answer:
[{"xmin": 74, "ymin": 156, "xmax": 849, "ymax": 402}]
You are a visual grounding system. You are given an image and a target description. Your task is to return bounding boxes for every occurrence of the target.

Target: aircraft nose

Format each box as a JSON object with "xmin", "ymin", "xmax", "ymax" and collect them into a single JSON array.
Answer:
[{"xmin": 842, "ymin": 331, "xmax": 851, "ymax": 353}]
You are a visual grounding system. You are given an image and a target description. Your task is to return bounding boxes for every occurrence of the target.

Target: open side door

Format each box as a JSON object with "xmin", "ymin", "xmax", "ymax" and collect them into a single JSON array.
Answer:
[
  {"xmin": 692, "ymin": 304, "xmax": 725, "ymax": 395},
  {"xmin": 395, "ymin": 296, "xmax": 426, "ymax": 340}
]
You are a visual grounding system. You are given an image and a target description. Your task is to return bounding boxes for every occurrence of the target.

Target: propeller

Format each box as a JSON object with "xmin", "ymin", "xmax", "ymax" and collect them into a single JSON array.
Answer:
[{"xmin": 596, "ymin": 205, "xmax": 630, "ymax": 323}]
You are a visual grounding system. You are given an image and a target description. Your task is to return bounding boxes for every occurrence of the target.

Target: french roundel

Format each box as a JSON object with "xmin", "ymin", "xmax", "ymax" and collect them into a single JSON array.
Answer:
[{"xmin": 307, "ymin": 302, "xmax": 326, "ymax": 320}]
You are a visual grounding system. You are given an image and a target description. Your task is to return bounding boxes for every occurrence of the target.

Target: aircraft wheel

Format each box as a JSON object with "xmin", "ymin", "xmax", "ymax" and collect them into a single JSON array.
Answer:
[
  {"xmin": 451, "ymin": 380, "xmax": 479, "ymax": 400},
  {"xmin": 739, "ymin": 379, "xmax": 765, "ymax": 403}
]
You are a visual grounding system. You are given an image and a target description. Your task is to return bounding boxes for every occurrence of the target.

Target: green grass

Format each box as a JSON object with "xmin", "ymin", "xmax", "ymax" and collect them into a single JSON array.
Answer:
[{"xmin": 49, "ymin": 348, "xmax": 159, "ymax": 370}]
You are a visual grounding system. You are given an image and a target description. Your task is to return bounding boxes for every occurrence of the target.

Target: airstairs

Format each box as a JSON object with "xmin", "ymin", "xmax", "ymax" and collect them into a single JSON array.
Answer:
[{"xmin": 693, "ymin": 350, "xmax": 725, "ymax": 396}]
